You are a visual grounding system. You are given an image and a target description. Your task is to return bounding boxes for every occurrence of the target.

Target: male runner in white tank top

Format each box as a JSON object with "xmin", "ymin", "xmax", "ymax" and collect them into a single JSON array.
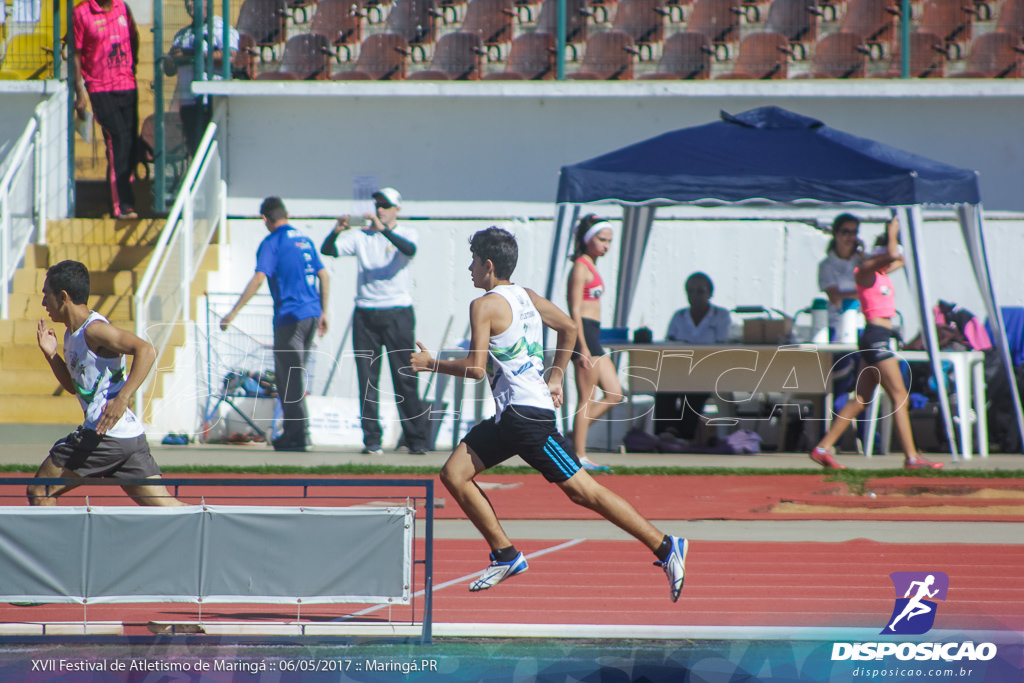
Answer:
[
  {"xmin": 28, "ymin": 260, "xmax": 187, "ymax": 506},
  {"xmin": 410, "ymin": 227, "xmax": 688, "ymax": 602}
]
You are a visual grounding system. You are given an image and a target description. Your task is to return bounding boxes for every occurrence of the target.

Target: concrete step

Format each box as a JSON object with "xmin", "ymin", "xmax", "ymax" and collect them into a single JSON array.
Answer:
[
  {"xmin": 0, "ymin": 395, "xmax": 82, "ymax": 424},
  {"xmin": 12, "ymin": 268, "xmax": 138, "ymax": 296},
  {"xmin": 21, "ymin": 245, "xmax": 49, "ymax": 270},
  {"xmin": 0, "ymin": 369, "xmax": 63, "ymax": 396},
  {"xmin": 0, "ymin": 319, "xmax": 41, "ymax": 345},
  {"xmin": 46, "ymin": 218, "xmax": 165, "ymax": 247},
  {"xmin": 6, "ymin": 293, "xmax": 136, "ymax": 321},
  {"xmin": 47, "ymin": 245, "xmax": 153, "ymax": 272}
]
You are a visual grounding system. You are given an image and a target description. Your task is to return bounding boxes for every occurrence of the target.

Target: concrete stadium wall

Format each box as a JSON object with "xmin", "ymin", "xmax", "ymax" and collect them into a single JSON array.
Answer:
[
  {"xmin": 148, "ymin": 80, "xmax": 1024, "ymax": 439},
  {"xmin": 198, "ymin": 80, "xmax": 1024, "ymax": 212}
]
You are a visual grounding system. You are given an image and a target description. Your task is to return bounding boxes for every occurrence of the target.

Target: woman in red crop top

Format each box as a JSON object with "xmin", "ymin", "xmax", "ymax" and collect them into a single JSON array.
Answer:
[
  {"xmin": 809, "ymin": 217, "xmax": 942, "ymax": 470},
  {"xmin": 567, "ymin": 215, "xmax": 624, "ymax": 469}
]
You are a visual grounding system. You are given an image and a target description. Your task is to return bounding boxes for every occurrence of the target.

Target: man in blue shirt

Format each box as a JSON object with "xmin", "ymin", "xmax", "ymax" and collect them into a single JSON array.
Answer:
[{"xmin": 221, "ymin": 197, "xmax": 329, "ymax": 451}]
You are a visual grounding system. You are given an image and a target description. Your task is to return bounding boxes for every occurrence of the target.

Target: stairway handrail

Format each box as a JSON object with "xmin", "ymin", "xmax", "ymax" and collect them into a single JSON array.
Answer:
[
  {"xmin": 134, "ymin": 123, "xmax": 224, "ymax": 417},
  {"xmin": 0, "ymin": 116, "xmax": 40, "ymax": 320}
]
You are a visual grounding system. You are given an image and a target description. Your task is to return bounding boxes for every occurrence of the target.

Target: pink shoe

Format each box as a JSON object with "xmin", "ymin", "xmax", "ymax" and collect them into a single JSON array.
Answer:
[
  {"xmin": 809, "ymin": 447, "xmax": 846, "ymax": 470},
  {"xmin": 905, "ymin": 456, "xmax": 943, "ymax": 470}
]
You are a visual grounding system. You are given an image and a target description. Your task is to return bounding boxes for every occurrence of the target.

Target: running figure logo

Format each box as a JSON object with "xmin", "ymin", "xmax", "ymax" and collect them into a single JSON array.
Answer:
[{"xmin": 882, "ymin": 571, "xmax": 949, "ymax": 635}]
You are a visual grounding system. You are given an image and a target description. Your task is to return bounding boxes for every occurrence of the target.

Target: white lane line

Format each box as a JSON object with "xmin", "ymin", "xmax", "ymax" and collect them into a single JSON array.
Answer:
[{"xmin": 339, "ymin": 538, "xmax": 588, "ymax": 621}]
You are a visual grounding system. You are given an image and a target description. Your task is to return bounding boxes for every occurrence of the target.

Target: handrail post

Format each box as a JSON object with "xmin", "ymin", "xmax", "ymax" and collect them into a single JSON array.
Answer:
[
  {"xmin": 901, "ymin": 0, "xmax": 911, "ymax": 78},
  {"xmin": 556, "ymin": 0, "xmax": 566, "ymax": 80},
  {"xmin": 183, "ymin": 188, "xmax": 194, "ymax": 323}
]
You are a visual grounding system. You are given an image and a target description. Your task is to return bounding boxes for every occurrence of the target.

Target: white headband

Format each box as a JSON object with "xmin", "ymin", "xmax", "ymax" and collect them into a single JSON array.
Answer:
[{"xmin": 583, "ymin": 221, "xmax": 613, "ymax": 245}]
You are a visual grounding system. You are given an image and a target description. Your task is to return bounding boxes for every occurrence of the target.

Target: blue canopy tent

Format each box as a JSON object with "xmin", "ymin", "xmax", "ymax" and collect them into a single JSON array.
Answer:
[{"xmin": 546, "ymin": 106, "xmax": 1024, "ymax": 457}]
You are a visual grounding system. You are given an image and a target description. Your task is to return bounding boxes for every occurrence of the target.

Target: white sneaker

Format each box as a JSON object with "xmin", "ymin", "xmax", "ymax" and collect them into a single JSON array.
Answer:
[
  {"xmin": 469, "ymin": 551, "xmax": 528, "ymax": 592},
  {"xmin": 654, "ymin": 537, "xmax": 688, "ymax": 602}
]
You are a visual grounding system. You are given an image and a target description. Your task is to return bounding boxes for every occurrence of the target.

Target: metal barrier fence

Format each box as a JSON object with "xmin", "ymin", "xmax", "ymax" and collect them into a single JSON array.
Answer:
[
  {"xmin": 0, "ymin": 85, "xmax": 68, "ymax": 320},
  {"xmin": 0, "ymin": 476, "xmax": 435, "ymax": 643}
]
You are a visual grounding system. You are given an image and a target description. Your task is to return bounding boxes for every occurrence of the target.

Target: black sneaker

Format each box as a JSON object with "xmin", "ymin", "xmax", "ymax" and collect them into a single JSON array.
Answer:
[{"xmin": 273, "ymin": 436, "xmax": 308, "ymax": 452}]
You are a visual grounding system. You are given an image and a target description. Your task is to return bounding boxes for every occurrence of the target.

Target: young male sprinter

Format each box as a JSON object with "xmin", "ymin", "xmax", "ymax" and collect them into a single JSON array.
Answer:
[
  {"xmin": 410, "ymin": 227, "xmax": 688, "ymax": 601},
  {"xmin": 29, "ymin": 260, "xmax": 187, "ymax": 506}
]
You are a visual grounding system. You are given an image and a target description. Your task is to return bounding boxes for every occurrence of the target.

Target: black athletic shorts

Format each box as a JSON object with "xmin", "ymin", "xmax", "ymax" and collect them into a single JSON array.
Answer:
[
  {"xmin": 859, "ymin": 324, "xmax": 898, "ymax": 366},
  {"xmin": 463, "ymin": 405, "xmax": 581, "ymax": 483},
  {"xmin": 573, "ymin": 317, "xmax": 604, "ymax": 361},
  {"xmin": 49, "ymin": 427, "xmax": 163, "ymax": 479}
]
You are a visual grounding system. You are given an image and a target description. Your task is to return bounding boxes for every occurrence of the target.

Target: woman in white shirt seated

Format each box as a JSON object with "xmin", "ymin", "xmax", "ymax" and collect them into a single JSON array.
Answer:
[{"xmin": 655, "ymin": 272, "xmax": 731, "ymax": 442}]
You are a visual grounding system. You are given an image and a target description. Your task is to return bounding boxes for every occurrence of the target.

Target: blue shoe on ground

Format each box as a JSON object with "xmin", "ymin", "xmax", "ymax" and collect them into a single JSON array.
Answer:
[
  {"xmin": 470, "ymin": 551, "xmax": 529, "ymax": 592},
  {"xmin": 654, "ymin": 536, "xmax": 688, "ymax": 602}
]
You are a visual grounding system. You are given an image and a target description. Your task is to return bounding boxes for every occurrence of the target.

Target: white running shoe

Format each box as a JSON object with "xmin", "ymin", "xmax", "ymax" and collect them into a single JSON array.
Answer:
[
  {"xmin": 469, "ymin": 551, "xmax": 529, "ymax": 592},
  {"xmin": 654, "ymin": 537, "xmax": 689, "ymax": 602}
]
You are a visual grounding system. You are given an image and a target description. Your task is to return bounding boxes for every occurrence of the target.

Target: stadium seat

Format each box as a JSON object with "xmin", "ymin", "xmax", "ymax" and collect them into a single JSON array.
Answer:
[
  {"xmin": 612, "ymin": 0, "xmax": 670, "ymax": 50},
  {"xmin": 638, "ymin": 30, "xmax": 711, "ymax": 78},
  {"xmin": 953, "ymin": 31, "xmax": 1024, "ymax": 77},
  {"xmin": 764, "ymin": 0, "xmax": 818, "ymax": 58},
  {"xmin": 813, "ymin": 0, "xmax": 848, "ymax": 23},
  {"xmin": 139, "ymin": 112, "xmax": 187, "ymax": 177},
  {"xmin": 839, "ymin": 0, "xmax": 899, "ymax": 52},
  {"xmin": 385, "ymin": 0, "xmax": 442, "ymax": 46},
  {"xmin": 309, "ymin": 0, "xmax": 365, "ymax": 59},
  {"xmin": 568, "ymin": 30, "xmax": 638, "ymax": 78},
  {"xmin": 535, "ymin": 0, "xmax": 592, "ymax": 49},
  {"xmin": 255, "ymin": 33, "xmax": 333, "ymax": 79},
  {"xmin": 330, "ymin": 32, "xmax": 411, "ymax": 78},
  {"xmin": 236, "ymin": 0, "xmax": 290, "ymax": 58},
  {"xmin": 883, "ymin": 31, "xmax": 946, "ymax": 76},
  {"xmin": 916, "ymin": 0, "xmax": 976, "ymax": 57},
  {"xmin": 805, "ymin": 31, "xmax": 869, "ymax": 77},
  {"xmin": 997, "ymin": 0, "xmax": 1024, "ymax": 42},
  {"xmin": 461, "ymin": 0, "xmax": 518, "ymax": 52},
  {"xmin": 685, "ymin": 0, "xmax": 740, "ymax": 58},
  {"xmin": 407, "ymin": 30, "xmax": 485, "ymax": 78},
  {"xmin": 716, "ymin": 29, "xmax": 791, "ymax": 78},
  {"xmin": 482, "ymin": 30, "xmax": 556, "ymax": 78}
]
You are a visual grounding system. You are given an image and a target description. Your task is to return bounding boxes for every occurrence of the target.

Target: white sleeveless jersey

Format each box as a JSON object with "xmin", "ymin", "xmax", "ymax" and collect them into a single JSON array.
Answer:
[
  {"xmin": 485, "ymin": 285, "xmax": 553, "ymax": 420},
  {"xmin": 63, "ymin": 311, "xmax": 144, "ymax": 438}
]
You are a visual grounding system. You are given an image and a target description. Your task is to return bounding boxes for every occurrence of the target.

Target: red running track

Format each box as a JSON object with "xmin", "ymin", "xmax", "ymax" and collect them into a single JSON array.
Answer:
[
  {"xmin": 3, "ymin": 539, "xmax": 1022, "ymax": 634},
  {"xmin": 1, "ymin": 474, "xmax": 1021, "ymax": 634}
]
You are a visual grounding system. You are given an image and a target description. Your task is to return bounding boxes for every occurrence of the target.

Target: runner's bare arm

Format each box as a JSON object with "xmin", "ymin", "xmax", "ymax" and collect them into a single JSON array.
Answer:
[
  {"xmin": 411, "ymin": 297, "xmax": 493, "ymax": 380},
  {"xmin": 84, "ymin": 321, "xmax": 157, "ymax": 435},
  {"xmin": 525, "ymin": 288, "xmax": 577, "ymax": 403},
  {"xmin": 37, "ymin": 319, "xmax": 75, "ymax": 394}
]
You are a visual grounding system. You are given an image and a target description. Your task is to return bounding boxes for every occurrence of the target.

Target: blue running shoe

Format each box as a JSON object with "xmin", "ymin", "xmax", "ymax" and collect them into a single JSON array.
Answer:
[
  {"xmin": 654, "ymin": 537, "xmax": 688, "ymax": 602},
  {"xmin": 469, "ymin": 551, "xmax": 529, "ymax": 592}
]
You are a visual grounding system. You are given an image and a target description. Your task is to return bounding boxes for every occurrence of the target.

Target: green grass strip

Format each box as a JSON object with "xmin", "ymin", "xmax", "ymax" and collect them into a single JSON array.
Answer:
[{"xmin": 2, "ymin": 463, "xmax": 1022, "ymax": 479}]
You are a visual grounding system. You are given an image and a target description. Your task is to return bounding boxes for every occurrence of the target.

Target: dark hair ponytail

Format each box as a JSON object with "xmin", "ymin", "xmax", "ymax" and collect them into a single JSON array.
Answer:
[{"xmin": 572, "ymin": 214, "xmax": 603, "ymax": 259}]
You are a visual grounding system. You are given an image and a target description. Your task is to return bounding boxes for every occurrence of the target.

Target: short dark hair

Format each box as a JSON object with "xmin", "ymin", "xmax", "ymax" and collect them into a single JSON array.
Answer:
[
  {"xmin": 46, "ymin": 260, "xmax": 90, "ymax": 304},
  {"xmin": 685, "ymin": 271, "xmax": 714, "ymax": 296},
  {"xmin": 470, "ymin": 227, "xmax": 518, "ymax": 280},
  {"xmin": 260, "ymin": 196, "xmax": 288, "ymax": 223}
]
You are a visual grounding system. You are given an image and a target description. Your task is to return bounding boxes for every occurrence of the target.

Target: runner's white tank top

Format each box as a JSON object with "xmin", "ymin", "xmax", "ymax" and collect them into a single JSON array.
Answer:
[
  {"xmin": 486, "ymin": 285, "xmax": 553, "ymax": 421},
  {"xmin": 64, "ymin": 311, "xmax": 144, "ymax": 438}
]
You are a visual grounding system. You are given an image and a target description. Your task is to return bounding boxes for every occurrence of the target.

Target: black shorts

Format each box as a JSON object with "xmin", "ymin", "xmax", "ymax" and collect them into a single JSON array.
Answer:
[
  {"xmin": 49, "ymin": 427, "xmax": 163, "ymax": 479},
  {"xmin": 573, "ymin": 317, "xmax": 604, "ymax": 360},
  {"xmin": 463, "ymin": 405, "xmax": 581, "ymax": 483},
  {"xmin": 859, "ymin": 324, "xmax": 898, "ymax": 366}
]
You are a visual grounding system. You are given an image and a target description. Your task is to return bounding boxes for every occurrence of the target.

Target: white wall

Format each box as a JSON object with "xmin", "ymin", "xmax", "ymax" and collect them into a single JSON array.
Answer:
[
  {"xmin": 180, "ymin": 210, "xmax": 1024, "ymax": 441},
  {"xmin": 199, "ymin": 80, "xmax": 1024, "ymax": 211},
  {"xmin": 152, "ymin": 80, "xmax": 1024, "ymax": 440}
]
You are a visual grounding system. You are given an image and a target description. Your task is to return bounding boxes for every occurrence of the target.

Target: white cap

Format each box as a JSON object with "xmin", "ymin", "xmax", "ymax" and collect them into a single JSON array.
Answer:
[{"xmin": 372, "ymin": 187, "xmax": 402, "ymax": 208}]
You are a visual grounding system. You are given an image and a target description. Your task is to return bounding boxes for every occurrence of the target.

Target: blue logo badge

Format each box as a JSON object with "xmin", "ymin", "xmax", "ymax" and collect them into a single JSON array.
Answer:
[{"xmin": 881, "ymin": 571, "xmax": 949, "ymax": 635}]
